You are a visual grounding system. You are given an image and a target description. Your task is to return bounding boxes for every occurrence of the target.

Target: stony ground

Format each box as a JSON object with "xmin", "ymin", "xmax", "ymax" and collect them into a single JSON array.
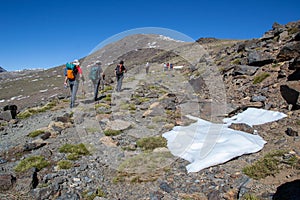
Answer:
[{"xmin": 0, "ymin": 63, "xmax": 299, "ymax": 200}]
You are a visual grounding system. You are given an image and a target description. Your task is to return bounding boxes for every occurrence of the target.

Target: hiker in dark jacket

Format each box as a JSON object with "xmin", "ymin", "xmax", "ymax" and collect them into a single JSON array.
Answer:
[
  {"xmin": 115, "ymin": 60, "xmax": 127, "ymax": 92},
  {"xmin": 89, "ymin": 60, "xmax": 104, "ymax": 101}
]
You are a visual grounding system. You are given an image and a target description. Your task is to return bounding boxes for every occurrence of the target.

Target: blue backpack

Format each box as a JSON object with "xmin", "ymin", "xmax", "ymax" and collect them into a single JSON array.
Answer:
[{"xmin": 89, "ymin": 66, "xmax": 99, "ymax": 82}]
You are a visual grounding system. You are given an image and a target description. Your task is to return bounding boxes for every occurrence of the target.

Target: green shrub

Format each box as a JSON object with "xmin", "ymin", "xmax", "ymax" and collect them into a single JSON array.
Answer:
[
  {"xmin": 242, "ymin": 150, "xmax": 297, "ymax": 180},
  {"xmin": 120, "ymin": 103, "xmax": 136, "ymax": 110},
  {"xmin": 95, "ymin": 103, "xmax": 110, "ymax": 109},
  {"xmin": 253, "ymin": 72, "xmax": 270, "ymax": 84},
  {"xmin": 14, "ymin": 155, "xmax": 50, "ymax": 173},
  {"xmin": 242, "ymin": 193, "xmax": 260, "ymax": 200},
  {"xmin": 101, "ymin": 85, "xmax": 113, "ymax": 93},
  {"xmin": 82, "ymin": 188, "xmax": 106, "ymax": 200},
  {"xmin": 288, "ymin": 27, "xmax": 299, "ymax": 35},
  {"xmin": 28, "ymin": 130, "xmax": 45, "ymax": 138},
  {"xmin": 59, "ymin": 143, "xmax": 90, "ymax": 160},
  {"xmin": 231, "ymin": 58, "xmax": 241, "ymax": 65},
  {"xmin": 136, "ymin": 136, "xmax": 167, "ymax": 150},
  {"xmin": 18, "ymin": 100, "xmax": 57, "ymax": 119},
  {"xmin": 57, "ymin": 160, "xmax": 73, "ymax": 169},
  {"xmin": 103, "ymin": 129, "xmax": 121, "ymax": 136}
]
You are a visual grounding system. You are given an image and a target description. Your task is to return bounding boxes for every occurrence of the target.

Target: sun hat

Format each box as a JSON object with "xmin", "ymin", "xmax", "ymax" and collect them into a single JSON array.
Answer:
[
  {"xmin": 73, "ymin": 59, "xmax": 80, "ymax": 65},
  {"xmin": 95, "ymin": 60, "xmax": 102, "ymax": 65}
]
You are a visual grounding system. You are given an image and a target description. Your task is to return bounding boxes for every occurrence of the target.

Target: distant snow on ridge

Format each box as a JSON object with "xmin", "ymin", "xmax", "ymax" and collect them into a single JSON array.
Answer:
[
  {"xmin": 158, "ymin": 35, "xmax": 185, "ymax": 43},
  {"xmin": 147, "ymin": 41, "xmax": 157, "ymax": 48},
  {"xmin": 13, "ymin": 68, "xmax": 45, "ymax": 72}
]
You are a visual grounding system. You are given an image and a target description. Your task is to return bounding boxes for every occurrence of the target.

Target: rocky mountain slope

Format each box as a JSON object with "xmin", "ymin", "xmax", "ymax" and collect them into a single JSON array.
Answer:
[
  {"xmin": 0, "ymin": 66, "xmax": 6, "ymax": 73},
  {"xmin": 0, "ymin": 20, "xmax": 300, "ymax": 200}
]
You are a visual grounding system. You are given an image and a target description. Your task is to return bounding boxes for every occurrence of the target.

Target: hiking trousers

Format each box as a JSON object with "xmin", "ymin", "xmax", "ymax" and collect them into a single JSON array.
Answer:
[
  {"xmin": 116, "ymin": 75, "xmax": 124, "ymax": 92},
  {"xmin": 69, "ymin": 80, "xmax": 79, "ymax": 108},
  {"xmin": 93, "ymin": 78, "xmax": 104, "ymax": 101}
]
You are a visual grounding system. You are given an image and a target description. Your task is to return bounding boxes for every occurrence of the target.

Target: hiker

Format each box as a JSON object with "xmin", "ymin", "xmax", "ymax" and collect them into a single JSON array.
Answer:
[
  {"xmin": 145, "ymin": 62, "xmax": 150, "ymax": 74},
  {"xmin": 163, "ymin": 63, "xmax": 167, "ymax": 71},
  {"xmin": 89, "ymin": 60, "xmax": 104, "ymax": 101},
  {"xmin": 115, "ymin": 60, "xmax": 127, "ymax": 92},
  {"xmin": 64, "ymin": 59, "xmax": 84, "ymax": 108},
  {"xmin": 170, "ymin": 63, "xmax": 173, "ymax": 70}
]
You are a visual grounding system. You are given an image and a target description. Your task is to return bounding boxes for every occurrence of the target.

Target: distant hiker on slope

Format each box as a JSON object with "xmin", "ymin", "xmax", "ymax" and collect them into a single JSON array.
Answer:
[
  {"xmin": 145, "ymin": 62, "xmax": 150, "ymax": 74},
  {"xmin": 115, "ymin": 60, "xmax": 127, "ymax": 92},
  {"xmin": 89, "ymin": 60, "xmax": 105, "ymax": 101},
  {"xmin": 64, "ymin": 59, "xmax": 84, "ymax": 108}
]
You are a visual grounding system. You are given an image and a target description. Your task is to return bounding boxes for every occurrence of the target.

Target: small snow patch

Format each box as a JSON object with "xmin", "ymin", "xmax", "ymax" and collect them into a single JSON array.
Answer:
[{"xmin": 40, "ymin": 89, "xmax": 48, "ymax": 93}]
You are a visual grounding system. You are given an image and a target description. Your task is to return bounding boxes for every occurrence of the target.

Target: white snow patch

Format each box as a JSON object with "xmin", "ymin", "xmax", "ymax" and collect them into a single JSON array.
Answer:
[
  {"xmin": 163, "ymin": 108, "xmax": 287, "ymax": 173},
  {"xmin": 39, "ymin": 89, "xmax": 48, "ymax": 93},
  {"xmin": 158, "ymin": 35, "xmax": 185, "ymax": 43}
]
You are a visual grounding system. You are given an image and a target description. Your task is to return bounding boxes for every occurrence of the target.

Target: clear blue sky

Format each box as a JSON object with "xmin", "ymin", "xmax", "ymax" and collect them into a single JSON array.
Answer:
[{"xmin": 0, "ymin": 0, "xmax": 299, "ymax": 71}]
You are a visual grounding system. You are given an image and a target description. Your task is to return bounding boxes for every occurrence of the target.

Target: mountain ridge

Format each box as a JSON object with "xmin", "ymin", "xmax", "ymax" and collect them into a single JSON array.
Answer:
[{"xmin": 0, "ymin": 20, "xmax": 300, "ymax": 199}]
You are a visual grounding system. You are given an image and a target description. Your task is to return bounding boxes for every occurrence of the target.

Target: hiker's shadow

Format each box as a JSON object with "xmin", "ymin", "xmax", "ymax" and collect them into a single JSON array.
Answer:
[
  {"xmin": 81, "ymin": 95, "xmax": 107, "ymax": 104},
  {"xmin": 121, "ymin": 87, "xmax": 131, "ymax": 91},
  {"xmin": 95, "ymin": 95, "xmax": 107, "ymax": 101}
]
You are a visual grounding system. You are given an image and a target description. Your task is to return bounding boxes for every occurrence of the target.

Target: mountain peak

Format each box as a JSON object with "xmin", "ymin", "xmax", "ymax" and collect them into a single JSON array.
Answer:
[{"xmin": 0, "ymin": 66, "xmax": 7, "ymax": 73}]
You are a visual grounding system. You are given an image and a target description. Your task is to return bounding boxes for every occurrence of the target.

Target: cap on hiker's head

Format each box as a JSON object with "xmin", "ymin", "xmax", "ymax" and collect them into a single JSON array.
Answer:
[
  {"xmin": 119, "ymin": 60, "xmax": 124, "ymax": 64},
  {"xmin": 95, "ymin": 60, "xmax": 102, "ymax": 65},
  {"xmin": 73, "ymin": 59, "xmax": 80, "ymax": 65}
]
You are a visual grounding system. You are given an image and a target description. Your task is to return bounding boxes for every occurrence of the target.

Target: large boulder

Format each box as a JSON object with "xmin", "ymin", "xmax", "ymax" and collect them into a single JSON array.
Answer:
[
  {"xmin": 188, "ymin": 76, "xmax": 206, "ymax": 93},
  {"xmin": 0, "ymin": 174, "xmax": 16, "ymax": 191},
  {"xmin": 289, "ymin": 57, "xmax": 300, "ymax": 70},
  {"xmin": 273, "ymin": 179, "xmax": 300, "ymax": 200},
  {"xmin": 0, "ymin": 111, "xmax": 13, "ymax": 121},
  {"xmin": 232, "ymin": 65, "xmax": 259, "ymax": 76},
  {"xmin": 277, "ymin": 42, "xmax": 300, "ymax": 62},
  {"xmin": 280, "ymin": 83, "xmax": 300, "ymax": 108},
  {"xmin": 248, "ymin": 50, "xmax": 274, "ymax": 66},
  {"xmin": 3, "ymin": 104, "xmax": 18, "ymax": 119}
]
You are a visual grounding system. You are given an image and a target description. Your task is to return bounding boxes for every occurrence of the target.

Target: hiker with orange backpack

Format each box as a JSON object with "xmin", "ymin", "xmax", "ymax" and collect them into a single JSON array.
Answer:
[{"xmin": 64, "ymin": 59, "xmax": 84, "ymax": 108}]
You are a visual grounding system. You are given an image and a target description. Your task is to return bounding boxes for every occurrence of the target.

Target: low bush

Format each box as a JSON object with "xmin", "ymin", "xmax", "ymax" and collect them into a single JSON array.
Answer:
[
  {"xmin": 14, "ymin": 155, "xmax": 50, "ymax": 173},
  {"xmin": 59, "ymin": 143, "xmax": 90, "ymax": 160},
  {"xmin": 136, "ymin": 136, "xmax": 167, "ymax": 150},
  {"xmin": 253, "ymin": 72, "xmax": 270, "ymax": 84},
  {"xmin": 103, "ymin": 129, "xmax": 121, "ymax": 136},
  {"xmin": 242, "ymin": 150, "xmax": 299, "ymax": 180},
  {"xmin": 28, "ymin": 130, "xmax": 45, "ymax": 138},
  {"xmin": 57, "ymin": 160, "xmax": 73, "ymax": 169}
]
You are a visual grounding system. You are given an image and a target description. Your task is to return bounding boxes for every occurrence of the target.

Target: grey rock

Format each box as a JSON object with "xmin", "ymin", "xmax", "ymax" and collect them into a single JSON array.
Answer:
[
  {"xmin": 15, "ymin": 167, "xmax": 38, "ymax": 192},
  {"xmin": 0, "ymin": 111, "xmax": 13, "ymax": 122},
  {"xmin": 56, "ymin": 192, "xmax": 80, "ymax": 200},
  {"xmin": 228, "ymin": 123, "xmax": 254, "ymax": 134},
  {"xmin": 294, "ymin": 32, "xmax": 300, "ymax": 41},
  {"xmin": 23, "ymin": 142, "xmax": 46, "ymax": 151},
  {"xmin": 232, "ymin": 65, "xmax": 259, "ymax": 76},
  {"xmin": 159, "ymin": 181, "xmax": 173, "ymax": 193},
  {"xmin": 189, "ymin": 76, "xmax": 206, "ymax": 93},
  {"xmin": 251, "ymin": 95, "xmax": 267, "ymax": 102},
  {"xmin": 273, "ymin": 180, "xmax": 300, "ymax": 200},
  {"xmin": 280, "ymin": 84, "xmax": 300, "ymax": 108},
  {"xmin": 277, "ymin": 41, "xmax": 300, "ymax": 62},
  {"xmin": 289, "ymin": 57, "xmax": 300, "ymax": 70},
  {"xmin": 248, "ymin": 50, "xmax": 274, "ymax": 66},
  {"xmin": 0, "ymin": 174, "xmax": 16, "ymax": 191},
  {"xmin": 285, "ymin": 127, "xmax": 298, "ymax": 136}
]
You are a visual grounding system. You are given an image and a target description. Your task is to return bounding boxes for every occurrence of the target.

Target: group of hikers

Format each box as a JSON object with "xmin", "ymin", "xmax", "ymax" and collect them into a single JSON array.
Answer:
[
  {"xmin": 64, "ymin": 59, "xmax": 175, "ymax": 108},
  {"xmin": 64, "ymin": 59, "xmax": 127, "ymax": 108}
]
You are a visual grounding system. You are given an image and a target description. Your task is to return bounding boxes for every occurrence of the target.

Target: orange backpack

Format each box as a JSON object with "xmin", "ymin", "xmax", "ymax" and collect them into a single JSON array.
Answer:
[{"xmin": 65, "ymin": 63, "xmax": 78, "ymax": 80}]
